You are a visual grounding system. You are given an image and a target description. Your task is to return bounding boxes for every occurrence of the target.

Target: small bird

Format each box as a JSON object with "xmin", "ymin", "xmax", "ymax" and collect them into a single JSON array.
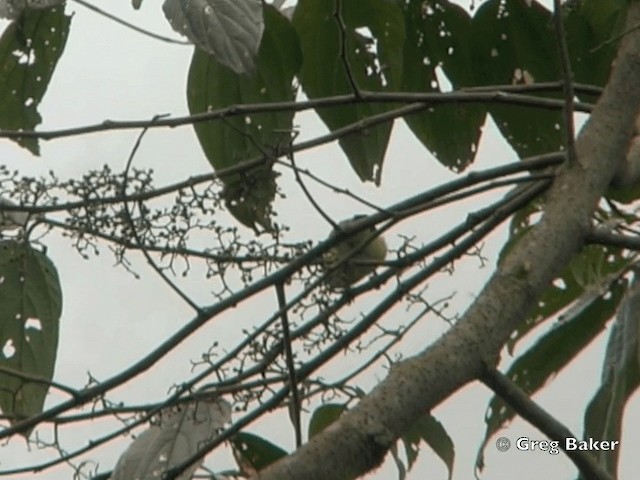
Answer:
[{"xmin": 322, "ymin": 215, "xmax": 387, "ymax": 289}]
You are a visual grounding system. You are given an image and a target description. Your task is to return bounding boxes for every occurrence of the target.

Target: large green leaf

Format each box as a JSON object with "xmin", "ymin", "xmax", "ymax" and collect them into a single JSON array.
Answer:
[
  {"xmin": 293, "ymin": 0, "xmax": 405, "ymax": 184},
  {"xmin": 0, "ymin": 6, "xmax": 71, "ymax": 155},
  {"xmin": 510, "ymin": 245, "xmax": 629, "ymax": 352},
  {"xmin": 308, "ymin": 403, "xmax": 345, "ymax": 439},
  {"xmin": 400, "ymin": 413, "xmax": 454, "ymax": 480},
  {"xmin": 471, "ymin": 0, "xmax": 563, "ymax": 157},
  {"xmin": 498, "ymin": 200, "xmax": 631, "ymax": 351},
  {"xmin": 402, "ymin": 0, "xmax": 485, "ymax": 172},
  {"xmin": 476, "ymin": 277, "xmax": 625, "ymax": 472},
  {"xmin": 163, "ymin": 0, "xmax": 264, "ymax": 75},
  {"xmin": 0, "ymin": 241, "xmax": 62, "ymax": 435},
  {"xmin": 579, "ymin": 276, "xmax": 640, "ymax": 479},
  {"xmin": 187, "ymin": 5, "xmax": 301, "ymax": 231},
  {"xmin": 564, "ymin": 0, "xmax": 626, "ymax": 103},
  {"xmin": 231, "ymin": 432, "xmax": 288, "ymax": 473}
]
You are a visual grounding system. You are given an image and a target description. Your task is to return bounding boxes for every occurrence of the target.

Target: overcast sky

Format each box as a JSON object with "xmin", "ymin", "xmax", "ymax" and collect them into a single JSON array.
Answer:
[{"xmin": 0, "ymin": 1, "xmax": 638, "ymax": 479}]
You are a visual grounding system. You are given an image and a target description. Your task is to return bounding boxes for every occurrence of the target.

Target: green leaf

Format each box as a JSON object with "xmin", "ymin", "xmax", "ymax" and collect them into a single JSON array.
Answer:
[
  {"xmin": 231, "ymin": 432, "xmax": 288, "ymax": 473},
  {"xmin": 163, "ymin": 0, "xmax": 264, "ymax": 75},
  {"xmin": 0, "ymin": 6, "xmax": 71, "ymax": 155},
  {"xmin": 498, "ymin": 201, "xmax": 631, "ymax": 351},
  {"xmin": 187, "ymin": 4, "xmax": 301, "ymax": 231},
  {"xmin": 402, "ymin": 0, "xmax": 485, "ymax": 171},
  {"xmin": 390, "ymin": 442, "xmax": 408, "ymax": 480},
  {"xmin": 308, "ymin": 403, "xmax": 345, "ymax": 438},
  {"xmin": 513, "ymin": 245, "xmax": 629, "ymax": 351},
  {"xmin": 579, "ymin": 277, "xmax": 640, "ymax": 479},
  {"xmin": 293, "ymin": 0, "xmax": 405, "ymax": 184},
  {"xmin": 471, "ymin": 0, "xmax": 563, "ymax": 157},
  {"xmin": 400, "ymin": 413, "xmax": 454, "ymax": 480},
  {"xmin": 476, "ymin": 277, "xmax": 625, "ymax": 472},
  {"xmin": 0, "ymin": 241, "xmax": 62, "ymax": 435},
  {"xmin": 564, "ymin": 0, "xmax": 626, "ymax": 103}
]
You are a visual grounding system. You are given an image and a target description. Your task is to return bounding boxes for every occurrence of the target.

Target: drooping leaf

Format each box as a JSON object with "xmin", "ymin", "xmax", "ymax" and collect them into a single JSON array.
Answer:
[
  {"xmin": 476, "ymin": 277, "xmax": 625, "ymax": 472},
  {"xmin": 390, "ymin": 442, "xmax": 408, "ymax": 480},
  {"xmin": 308, "ymin": 403, "xmax": 345, "ymax": 438},
  {"xmin": 400, "ymin": 413, "xmax": 454, "ymax": 480},
  {"xmin": 579, "ymin": 276, "xmax": 640, "ymax": 479},
  {"xmin": 498, "ymin": 199, "xmax": 632, "ymax": 352},
  {"xmin": 471, "ymin": 0, "xmax": 564, "ymax": 158},
  {"xmin": 231, "ymin": 432, "xmax": 288, "ymax": 475},
  {"xmin": 0, "ymin": 5, "xmax": 71, "ymax": 154},
  {"xmin": 111, "ymin": 398, "xmax": 232, "ymax": 480},
  {"xmin": 564, "ymin": 0, "xmax": 626, "ymax": 103},
  {"xmin": 510, "ymin": 244, "xmax": 629, "ymax": 352},
  {"xmin": 163, "ymin": 0, "xmax": 264, "ymax": 74},
  {"xmin": 293, "ymin": 0, "xmax": 405, "ymax": 184},
  {"xmin": 187, "ymin": 5, "xmax": 301, "ymax": 231},
  {"xmin": 0, "ymin": 0, "xmax": 64, "ymax": 20},
  {"xmin": 402, "ymin": 0, "xmax": 485, "ymax": 171},
  {"xmin": 0, "ymin": 240, "xmax": 62, "ymax": 435}
]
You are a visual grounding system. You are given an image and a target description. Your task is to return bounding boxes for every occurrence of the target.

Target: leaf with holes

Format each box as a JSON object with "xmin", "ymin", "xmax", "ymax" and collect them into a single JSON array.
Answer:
[
  {"xmin": 580, "ymin": 277, "xmax": 640, "ymax": 479},
  {"xmin": 187, "ymin": 5, "xmax": 301, "ymax": 231},
  {"xmin": 0, "ymin": 241, "xmax": 62, "ymax": 435},
  {"xmin": 231, "ymin": 432, "xmax": 287, "ymax": 475},
  {"xmin": 111, "ymin": 398, "xmax": 232, "ymax": 480},
  {"xmin": 471, "ymin": 0, "xmax": 564, "ymax": 158},
  {"xmin": 402, "ymin": 0, "xmax": 485, "ymax": 172},
  {"xmin": 293, "ymin": 0, "xmax": 405, "ymax": 184},
  {"xmin": 0, "ymin": 6, "xmax": 71, "ymax": 155},
  {"xmin": 163, "ymin": 0, "xmax": 264, "ymax": 74},
  {"xmin": 476, "ymin": 277, "xmax": 625, "ymax": 472},
  {"xmin": 564, "ymin": 0, "xmax": 626, "ymax": 104},
  {"xmin": 0, "ymin": 0, "xmax": 65, "ymax": 20}
]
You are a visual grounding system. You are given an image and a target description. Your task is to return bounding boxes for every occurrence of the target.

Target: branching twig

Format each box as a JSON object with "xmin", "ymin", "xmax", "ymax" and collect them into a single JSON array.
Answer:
[
  {"xmin": 71, "ymin": 0, "xmax": 190, "ymax": 45},
  {"xmin": 553, "ymin": 0, "xmax": 577, "ymax": 165},
  {"xmin": 334, "ymin": 0, "xmax": 360, "ymax": 97},
  {"xmin": 0, "ymin": 88, "xmax": 593, "ymax": 142},
  {"xmin": 120, "ymin": 116, "xmax": 201, "ymax": 312},
  {"xmin": 0, "ymin": 153, "xmax": 560, "ymax": 440},
  {"xmin": 275, "ymin": 282, "xmax": 302, "ymax": 448}
]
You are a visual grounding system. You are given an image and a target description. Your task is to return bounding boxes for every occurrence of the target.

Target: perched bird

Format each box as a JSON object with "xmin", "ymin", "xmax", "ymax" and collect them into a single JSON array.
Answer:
[{"xmin": 322, "ymin": 215, "xmax": 387, "ymax": 289}]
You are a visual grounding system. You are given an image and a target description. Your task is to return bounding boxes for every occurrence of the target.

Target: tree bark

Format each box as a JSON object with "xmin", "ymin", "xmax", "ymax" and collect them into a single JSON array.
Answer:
[{"xmin": 257, "ymin": 2, "xmax": 640, "ymax": 479}]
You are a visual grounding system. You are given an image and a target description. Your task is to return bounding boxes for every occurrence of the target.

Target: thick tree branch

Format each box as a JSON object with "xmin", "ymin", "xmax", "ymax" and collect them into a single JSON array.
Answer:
[{"xmin": 256, "ymin": 3, "xmax": 640, "ymax": 479}]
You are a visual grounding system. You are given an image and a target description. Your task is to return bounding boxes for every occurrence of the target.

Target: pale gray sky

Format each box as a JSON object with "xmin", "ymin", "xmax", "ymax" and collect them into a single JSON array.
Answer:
[{"xmin": 0, "ymin": 1, "xmax": 638, "ymax": 479}]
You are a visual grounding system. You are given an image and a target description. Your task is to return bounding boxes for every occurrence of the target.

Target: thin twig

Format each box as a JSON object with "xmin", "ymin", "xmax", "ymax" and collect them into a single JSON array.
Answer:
[
  {"xmin": 120, "ymin": 116, "xmax": 201, "ymax": 312},
  {"xmin": 334, "ymin": 0, "xmax": 360, "ymax": 97},
  {"xmin": 554, "ymin": 0, "xmax": 577, "ymax": 165},
  {"xmin": 590, "ymin": 22, "xmax": 640, "ymax": 53},
  {"xmin": 0, "ymin": 156, "xmax": 560, "ymax": 440},
  {"xmin": 288, "ymin": 149, "xmax": 337, "ymax": 228},
  {"xmin": 275, "ymin": 283, "xmax": 302, "ymax": 448},
  {"xmin": 277, "ymin": 157, "xmax": 390, "ymax": 215},
  {"xmin": 0, "ymin": 366, "xmax": 80, "ymax": 398},
  {"xmin": 0, "ymin": 89, "xmax": 594, "ymax": 141},
  {"xmin": 71, "ymin": 0, "xmax": 190, "ymax": 45}
]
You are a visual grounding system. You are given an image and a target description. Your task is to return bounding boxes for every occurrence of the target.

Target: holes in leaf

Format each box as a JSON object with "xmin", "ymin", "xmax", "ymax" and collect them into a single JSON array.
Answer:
[
  {"xmin": 2, "ymin": 339, "xmax": 15, "ymax": 359},
  {"xmin": 25, "ymin": 318, "xmax": 42, "ymax": 331}
]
